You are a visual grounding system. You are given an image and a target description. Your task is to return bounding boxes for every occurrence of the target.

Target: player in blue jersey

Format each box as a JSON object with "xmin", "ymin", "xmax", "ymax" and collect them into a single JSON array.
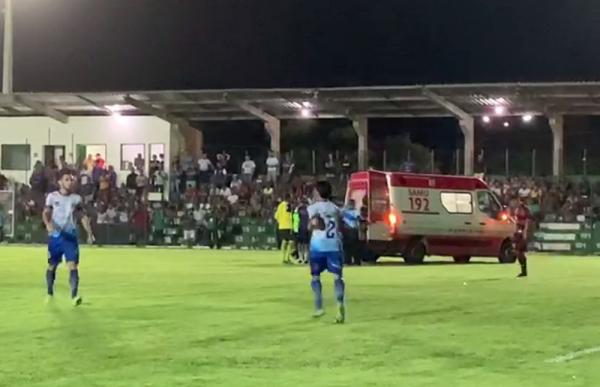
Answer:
[
  {"xmin": 42, "ymin": 169, "xmax": 94, "ymax": 306},
  {"xmin": 307, "ymin": 181, "xmax": 346, "ymax": 323}
]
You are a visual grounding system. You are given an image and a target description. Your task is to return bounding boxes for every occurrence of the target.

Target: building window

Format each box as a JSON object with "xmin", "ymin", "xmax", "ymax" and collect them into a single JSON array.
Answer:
[
  {"xmin": 441, "ymin": 192, "xmax": 473, "ymax": 214},
  {"xmin": 121, "ymin": 144, "xmax": 145, "ymax": 171},
  {"xmin": 76, "ymin": 144, "xmax": 107, "ymax": 171},
  {"xmin": 1, "ymin": 144, "xmax": 30, "ymax": 171}
]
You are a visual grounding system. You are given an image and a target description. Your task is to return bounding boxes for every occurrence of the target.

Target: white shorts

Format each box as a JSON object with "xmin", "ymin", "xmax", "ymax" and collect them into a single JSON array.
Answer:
[{"xmin": 183, "ymin": 230, "xmax": 196, "ymax": 240}]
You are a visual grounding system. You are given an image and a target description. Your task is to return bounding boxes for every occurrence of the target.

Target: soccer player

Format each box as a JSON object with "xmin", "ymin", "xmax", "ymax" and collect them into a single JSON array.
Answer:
[
  {"xmin": 43, "ymin": 169, "xmax": 94, "ymax": 305},
  {"xmin": 513, "ymin": 198, "xmax": 532, "ymax": 278},
  {"xmin": 308, "ymin": 181, "xmax": 346, "ymax": 323}
]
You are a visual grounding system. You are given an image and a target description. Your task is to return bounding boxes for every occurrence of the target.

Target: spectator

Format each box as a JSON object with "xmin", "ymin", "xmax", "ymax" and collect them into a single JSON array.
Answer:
[
  {"xmin": 29, "ymin": 161, "xmax": 47, "ymax": 193},
  {"xmin": 149, "ymin": 154, "xmax": 161, "ymax": 178},
  {"xmin": 135, "ymin": 171, "xmax": 148, "ymax": 197},
  {"xmin": 98, "ymin": 173, "xmax": 111, "ymax": 204},
  {"xmin": 151, "ymin": 205, "xmax": 166, "ymax": 244},
  {"xmin": 518, "ymin": 183, "xmax": 531, "ymax": 199},
  {"xmin": 134, "ymin": 153, "xmax": 145, "ymax": 172},
  {"xmin": 126, "ymin": 169, "xmax": 138, "ymax": 195},
  {"xmin": 341, "ymin": 155, "xmax": 352, "ymax": 180},
  {"xmin": 106, "ymin": 204, "xmax": 117, "ymax": 223},
  {"xmin": 216, "ymin": 150, "xmax": 231, "ymax": 170},
  {"xmin": 106, "ymin": 165, "xmax": 117, "ymax": 189},
  {"xmin": 153, "ymin": 168, "xmax": 167, "ymax": 193},
  {"xmin": 212, "ymin": 167, "xmax": 227, "ymax": 188},
  {"xmin": 197, "ymin": 153, "xmax": 213, "ymax": 185},
  {"xmin": 132, "ymin": 203, "xmax": 150, "ymax": 246},
  {"xmin": 96, "ymin": 205, "xmax": 108, "ymax": 224},
  {"xmin": 118, "ymin": 206, "xmax": 129, "ymax": 224},
  {"xmin": 84, "ymin": 154, "xmax": 94, "ymax": 171},
  {"xmin": 241, "ymin": 155, "xmax": 256, "ymax": 183},
  {"xmin": 95, "ymin": 153, "xmax": 106, "ymax": 169},
  {"xmin": 80, "ymin": 169, "xmax": 95, "ymax": 204},
  {"xmin": 324, "ymin": 153, "xmax": 336, "ymax": 178},
  {"xmin": 266, "ymin": 151, "xmax": 279, "ymax": 183},
  {"xmin": 181, "ymin": 210, "xmax": 196, "ymax": 247},
  {"xmin": 185, "ymin": 167, "xmax": 198, "ymax": 190},
  {"xmin": 281, "ymin": 154, "xmax": 296, "ymax": 184},
  {"xmin": 159, "ymin": 154, "xmax": 165, "ymax": 170}
]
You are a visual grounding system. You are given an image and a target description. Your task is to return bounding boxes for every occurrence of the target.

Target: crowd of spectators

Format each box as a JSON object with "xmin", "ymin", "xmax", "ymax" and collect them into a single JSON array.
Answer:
[
  {"xmin": 5, "ymin": 148, "xmax": 600, "ymax": 245},
  {"xmin": 486, "ymin": 176, "xmax": 600, "ymax": 222},
  {"xmin": 0, "ymin": 150, "xmax": 322, "ymax": 246}
]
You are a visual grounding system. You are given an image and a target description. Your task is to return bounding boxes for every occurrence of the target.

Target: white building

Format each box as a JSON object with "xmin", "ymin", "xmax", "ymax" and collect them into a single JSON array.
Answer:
[{"xmin": 0, "ymin": 116, "xmax": 189, "ymax": 184}]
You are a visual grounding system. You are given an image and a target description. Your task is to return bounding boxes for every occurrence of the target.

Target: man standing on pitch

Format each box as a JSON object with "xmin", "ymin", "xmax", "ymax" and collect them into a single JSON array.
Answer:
[{"xmin": 43, "ymin": 170, "xmax": 95, "ymax": 305}]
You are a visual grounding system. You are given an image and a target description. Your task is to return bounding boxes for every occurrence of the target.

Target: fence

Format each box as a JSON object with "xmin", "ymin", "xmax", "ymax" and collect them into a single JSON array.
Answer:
[{"xmin": 10, "ymin": 213, "xmax": 279, "ymax": 250}]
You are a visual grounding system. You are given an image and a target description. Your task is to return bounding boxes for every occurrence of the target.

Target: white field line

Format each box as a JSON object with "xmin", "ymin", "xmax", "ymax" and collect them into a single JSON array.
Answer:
[{"xmin": 545, "ymin": 346, "xmax": 600, "ymax": 363}]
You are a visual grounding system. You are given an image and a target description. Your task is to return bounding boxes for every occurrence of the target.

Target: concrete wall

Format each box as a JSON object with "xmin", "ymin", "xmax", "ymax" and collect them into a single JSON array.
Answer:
[{"xmin": 0, "ymin": 116, "xmax": 171, "ymax": 184}]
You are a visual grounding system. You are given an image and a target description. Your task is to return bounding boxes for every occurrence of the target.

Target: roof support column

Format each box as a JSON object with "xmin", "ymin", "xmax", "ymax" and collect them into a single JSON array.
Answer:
[
  {"xmin": 422, "ymin": 88, "xmax": 474, "ymax": 176},
  {"xmin": 265, "ymin": 118, "xmax": 281, "ymax": 156},
  {"xmin": 353, "ymin": 116, "xmax": 369, "ymax": 170},
  {"xmin": 459, "ymin": 117, "xmax": 475, "ymax": 176},
  {"xmin": 549, "ymin": 115, "xmax": 564, "ymax": 177}
]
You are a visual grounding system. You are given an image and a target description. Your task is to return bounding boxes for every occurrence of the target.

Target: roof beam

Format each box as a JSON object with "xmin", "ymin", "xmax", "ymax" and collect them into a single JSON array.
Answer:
[
  {"xmin": 422, "ymin": 88, "xmax": 471, "ymax": 120},
  {"xmin": 14, "ymin": 95, "xmax": 69, "ymax": 123},
  {"xmin": 229, "ymin": 99, "xmax": 277, "ymax": 122},
  {"xmin": 124, "ymin": 95, "xmax": 193, "ymax": 128}
]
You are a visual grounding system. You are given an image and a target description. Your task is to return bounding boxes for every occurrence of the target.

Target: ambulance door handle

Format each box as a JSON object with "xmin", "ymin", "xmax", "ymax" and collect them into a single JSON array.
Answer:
[
  {"xmin": 479, "ymin": 222, "xmax": 486, "ymax": 226},
  {"xmin": 464, "ymin": 222, "xmax": 472, "ymax": 225}
]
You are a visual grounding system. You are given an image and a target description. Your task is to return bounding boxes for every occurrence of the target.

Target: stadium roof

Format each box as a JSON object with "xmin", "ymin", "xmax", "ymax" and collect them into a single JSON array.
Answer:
[{"xmin": 3, "ymin": 81, "xmax": 600, "ymax": 124}]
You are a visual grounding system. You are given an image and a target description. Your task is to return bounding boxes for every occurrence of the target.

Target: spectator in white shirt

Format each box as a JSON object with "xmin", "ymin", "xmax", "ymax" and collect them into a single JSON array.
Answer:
[
  {"xmin": 197, "ymin": 153, "xmax": 213, "ymax": 185},
  {"xmin": 266, "ymin": 152, "xmax": 279, "ymax": 184},
  {"xmin": 241, "ymin": 155, "xmax": 256, "ymax": 183},
  {"xmin": 518, "ymin": 184, "xmax": 532, "ymax": 199}
]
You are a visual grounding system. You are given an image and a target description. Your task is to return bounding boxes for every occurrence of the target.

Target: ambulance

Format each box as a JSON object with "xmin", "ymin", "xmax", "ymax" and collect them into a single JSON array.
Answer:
[{"xmin": 346, "ymin": 170, "xmax": 516, "ymax": 264}]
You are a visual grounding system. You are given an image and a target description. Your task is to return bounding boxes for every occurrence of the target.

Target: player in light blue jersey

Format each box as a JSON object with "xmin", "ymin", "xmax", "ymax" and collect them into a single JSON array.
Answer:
[
  {"xmin": 307, "ymin": 181, "xmax": 346, "ymax": 323},
  {"xmin": 42, "ymin": 169, "xmax": 94, "ymax": 306}
]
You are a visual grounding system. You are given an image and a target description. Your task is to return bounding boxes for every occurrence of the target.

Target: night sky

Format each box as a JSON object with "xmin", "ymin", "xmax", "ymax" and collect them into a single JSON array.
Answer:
[
  {"xmin": 9, "ymin": 0, "xmax": 600, "ymax": 92},
  {"xmin": 7, "ymin": 0, "xmax": 600, "ymax": 170}
]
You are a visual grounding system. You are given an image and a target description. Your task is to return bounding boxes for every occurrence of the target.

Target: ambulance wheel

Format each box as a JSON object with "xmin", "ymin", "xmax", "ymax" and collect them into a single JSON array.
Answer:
[
  {"xmin": 498, "ymin": 240, "xmax": 516, "ymax": 264},
  {"xmin": 453, "ymin": 256, "xmax": 471, "ymax": 264},
  {"xmin": 404, "ymin": 240, "xmax": 426, "ymax": 265}
]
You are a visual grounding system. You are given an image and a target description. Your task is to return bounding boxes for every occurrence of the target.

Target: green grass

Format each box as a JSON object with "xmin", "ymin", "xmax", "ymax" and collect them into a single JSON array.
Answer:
[{"xmin": 1, "ymin": 246, "xmax": 600, "ymax": 386}]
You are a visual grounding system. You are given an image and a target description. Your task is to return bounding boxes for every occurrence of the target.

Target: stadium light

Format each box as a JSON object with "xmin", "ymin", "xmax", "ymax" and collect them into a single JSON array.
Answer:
[
  {"xmin": 482, "ymin": 115, "xmax": 491, "ymax": 123},
  {"xmin": 522, "ymin": 114, "xmax": 534, "ymax": 123},
  {"xmin": 503, "ymin": 121, "xmax": 510, "ymax": 128},
  {"xmin": 494, "ymin": 106, "xmax": 506, "ymax": 115}
]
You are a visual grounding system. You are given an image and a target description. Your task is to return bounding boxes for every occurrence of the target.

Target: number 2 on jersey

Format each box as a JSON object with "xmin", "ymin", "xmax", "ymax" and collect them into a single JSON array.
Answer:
[{"xmin": 326, "ymin": 220, "xmax": 336, "ymax": 238}]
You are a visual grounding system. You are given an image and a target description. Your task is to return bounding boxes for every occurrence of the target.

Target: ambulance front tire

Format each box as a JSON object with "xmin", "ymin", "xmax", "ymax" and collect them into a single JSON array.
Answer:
[
  {"xmin": 498, "ymin": 240, "xmax": 516, "ymax": 264},
  {"xmin": 404, "ymin": 239, "xmax": 426, "ymax": 265}
]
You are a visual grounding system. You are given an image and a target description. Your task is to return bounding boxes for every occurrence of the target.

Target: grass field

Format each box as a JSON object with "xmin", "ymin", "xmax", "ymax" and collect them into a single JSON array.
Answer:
[{"xmin": 1, "ymin": 246, "xmax": 600, "ymax": 387}]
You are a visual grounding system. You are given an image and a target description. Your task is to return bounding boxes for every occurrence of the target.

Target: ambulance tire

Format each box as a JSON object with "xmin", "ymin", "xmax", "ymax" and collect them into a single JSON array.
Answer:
[
  {"xmin": 498, "ymin": 240, "xmax": 516, "ymax": 264},
  {"xmin": 404, "ymin": 239, "xmax": 426, "ymax": 265},
  {"xmin": 453, "ymin": 256, "xmax": 471, "ymax": 264}
]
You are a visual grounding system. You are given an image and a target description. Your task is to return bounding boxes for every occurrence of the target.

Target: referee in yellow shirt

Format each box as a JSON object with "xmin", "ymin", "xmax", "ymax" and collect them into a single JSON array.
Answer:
[{"xmin": 274, "ymin": 195, "xmax": 294, "ymax": 264}]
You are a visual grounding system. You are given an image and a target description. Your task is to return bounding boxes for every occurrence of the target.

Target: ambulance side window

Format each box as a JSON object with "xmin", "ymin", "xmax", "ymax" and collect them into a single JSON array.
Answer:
[{"xmin": 477, "ymin": 191, "xmax": 501, "ymax": 218}]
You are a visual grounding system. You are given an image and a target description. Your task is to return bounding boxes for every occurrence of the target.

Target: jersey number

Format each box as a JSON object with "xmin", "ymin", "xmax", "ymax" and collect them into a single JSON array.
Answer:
[{"xmin": 326, "ymin": 221, "xmax": 336, "ymax": 238}]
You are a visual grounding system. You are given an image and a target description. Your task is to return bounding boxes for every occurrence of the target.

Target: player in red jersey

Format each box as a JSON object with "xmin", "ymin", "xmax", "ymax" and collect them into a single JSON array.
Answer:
[{"xmin": 513, "ymin": 198, "xmax": 532, "ymax": 278}]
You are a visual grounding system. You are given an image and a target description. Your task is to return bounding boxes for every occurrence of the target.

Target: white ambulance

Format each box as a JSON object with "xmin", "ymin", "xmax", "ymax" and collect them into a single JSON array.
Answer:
[{"xmin": 346, "ymin": 170, "xmax": 516, "ymax": 264}]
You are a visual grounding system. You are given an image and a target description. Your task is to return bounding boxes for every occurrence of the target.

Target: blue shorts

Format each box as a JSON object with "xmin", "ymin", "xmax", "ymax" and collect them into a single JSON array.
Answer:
[
  {"xmin": 48, "ymin": 232, "xmax": 80, "ymax": 266},
  {"xmin": 309, "ymin": 251, "xmax": 343, "ymax": 276}
]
